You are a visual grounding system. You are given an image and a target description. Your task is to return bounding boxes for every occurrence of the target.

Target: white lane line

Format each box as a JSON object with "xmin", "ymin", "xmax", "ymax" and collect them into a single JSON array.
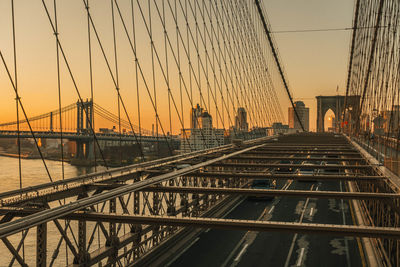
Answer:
[
  {"xmin": 205, "ymin": 228, "xmax": 210, "ymax": 233},
  {"xmin": 309, "ymin": 207, "xmax": 314, "ymax": 216},
  {"xmin": 223, "ymin": 179, "xmax": 292, "ymax": 267},
  {"xmin": 284, "ymin": 233, "xmax": 298, "ymax": 267},
  {"xmin": 220, "ymin": 236, "xmax": 246, "ymax": 267},
  {"xmin": 268, "ymin": 205, "xmax": 275, "ymax": 214},
  {"xmin": 340, "ymin": 181, "xmax": 352, "ymax": 267},
  {"xmin": 234, "ymin": 243, "xmax": 249, "ymax": 262},
  {"xmin": 284, "ymin": 184, "xmax": 315, "ymax": 267},
  {"xmin": 296, "ymin": 247, "xmax": 305, "ymax": 266}
]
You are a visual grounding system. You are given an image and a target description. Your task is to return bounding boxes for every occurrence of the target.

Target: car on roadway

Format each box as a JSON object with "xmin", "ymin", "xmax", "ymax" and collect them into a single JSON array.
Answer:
[
  {"xmin": 297, "ymin": 162, "xmax": 317, "ymax": 182},
  {"xmin": 275, "ymin": 159, "xmax": 293, "ymax": 173},
  {"xmin": 249, "ymin": 179, "xmax": 276, "ymax": 200}
]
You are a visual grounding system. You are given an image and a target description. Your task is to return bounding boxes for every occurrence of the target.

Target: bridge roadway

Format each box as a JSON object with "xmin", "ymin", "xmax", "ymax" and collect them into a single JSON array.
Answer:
[
  {"xmin": 169, "ymin": 181, "xmax": 363, "ymax": 267},
  {"xmin": 0, "ymin": 133, "xmax": 398, "ymax": 266},
  {"xmin": 168, "ymin": 146, "xmax": 365, "ymax": 266}
]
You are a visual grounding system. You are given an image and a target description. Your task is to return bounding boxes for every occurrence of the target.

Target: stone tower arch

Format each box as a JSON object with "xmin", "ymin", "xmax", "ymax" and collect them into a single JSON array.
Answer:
[{"xmin": 316, "ymin": 95, "xmax": 359, "ymax": 132}]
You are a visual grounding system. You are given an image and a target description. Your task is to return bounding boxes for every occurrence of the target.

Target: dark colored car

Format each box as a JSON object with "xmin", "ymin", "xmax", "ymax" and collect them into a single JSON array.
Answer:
[{"xmin": 249, "ymin": 179, "xmax": 276, "ymax": 200}]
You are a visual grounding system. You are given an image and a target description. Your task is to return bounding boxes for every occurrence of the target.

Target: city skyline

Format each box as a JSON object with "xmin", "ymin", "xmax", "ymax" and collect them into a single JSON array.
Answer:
[{"xmin": 0, "ymin": 0, "xmax": 354, "ymax": 133}]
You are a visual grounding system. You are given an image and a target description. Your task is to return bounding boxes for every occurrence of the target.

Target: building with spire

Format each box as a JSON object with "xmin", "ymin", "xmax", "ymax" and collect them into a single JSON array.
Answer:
[
  {"xmin": 180, "ymin": 104, "xmax": 224, "ymax": 153},
  {"xmin": 235, "ymin": 107, "xmax": 249, "ymax": 132}
]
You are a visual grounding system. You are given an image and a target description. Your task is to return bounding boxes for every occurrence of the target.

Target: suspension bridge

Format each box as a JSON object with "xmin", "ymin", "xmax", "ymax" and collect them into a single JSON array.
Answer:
[
  {"xmin": 0, "ymin": 99, "xmax": 175, "ymax": 162},
  {"xmin": 0, "ymin": 0, "xmax": 399, "ymax": 266}
]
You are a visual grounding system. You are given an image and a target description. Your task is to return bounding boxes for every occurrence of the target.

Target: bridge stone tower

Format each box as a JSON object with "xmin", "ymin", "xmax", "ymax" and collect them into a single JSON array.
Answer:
[
  {"xmin": 75, "ymin": 99, "xmax": 94, "ymax": 161},
  {"xmin": 77, "ymin": 99, "xmax": 93, "ymax": 134},
  {"xmin": 316, "ymin": 95, "xmax": 359, "ymax": 132}
]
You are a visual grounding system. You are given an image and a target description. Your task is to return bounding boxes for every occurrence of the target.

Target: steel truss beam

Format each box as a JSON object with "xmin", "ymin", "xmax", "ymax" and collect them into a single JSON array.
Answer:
[
  {"xmin": 227, "ymin": 156, "xmax": 364, "ymax": 162},
  {"xmin": 243, "ymin": 151, "xmax": 360, "ymax": 156},
  {"xmin": 143, "ymin": 186, "xmax": 399, "ymax": 200},
  {"xmin": 63, "ymin": 212, "xmax": 400, "ymax": 239},
  {"xmin": 180, "ymin": 172, "xmax": 382, "ymax": 181},
  {"xmin": 0, "ymin": 143, "xmax": 266, "ymax": 239},
  {"xmin": 261, "ymin": 144, "xmax": 351, "ymax": 147},
  {"xmin": 210, "ymin": 163, "xmax": 371, "ymax": 169},
  {"xmin": 253, "ymin": 148, "xmax": 357, "ymax": 152}
]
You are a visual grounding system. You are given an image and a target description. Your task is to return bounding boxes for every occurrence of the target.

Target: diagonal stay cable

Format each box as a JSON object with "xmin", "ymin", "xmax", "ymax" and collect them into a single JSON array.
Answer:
[
  {"xmin": 82, "ymin": 0, "xmax": 170, "ymax": 156},
  {"xmin": 41, "ymin": 0, "xmax": 111, "ymax": 168},
  {"xmin": 0, "ymin": 50, "xmax": 54, "ymax": 182}
]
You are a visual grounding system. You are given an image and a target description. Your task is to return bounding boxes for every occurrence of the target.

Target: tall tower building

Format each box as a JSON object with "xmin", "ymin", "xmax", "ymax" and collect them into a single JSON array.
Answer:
[
  {"xmin": 199, "ymin": 112, "xmax": 212, "ymax": 129},
  {"xmin": 288, "ymin": 101, "xmax": 309, "ymax": 131},
  {"xmin": 190, "ymin": 104, "xmax": 203, "ymax": 129},
  {"xmin": 181, "ymin": 104, "xmax": 224, "ymax": 153},
  {"xmin": 235, "ymin": 107, "xmax": 249, "ymax": 131}
]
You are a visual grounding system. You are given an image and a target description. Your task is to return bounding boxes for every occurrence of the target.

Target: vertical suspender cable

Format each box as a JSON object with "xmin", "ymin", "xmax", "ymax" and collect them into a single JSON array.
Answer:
[
  {"xmin": 86, "ymin": 0, "xmax": 97, "ymax": 170},
  {"xmin": 355, "ymin": 0, "xmax": 385, "ymax": 135},
  {"xmin": 111, "ymin": 0, "xmax": 123, "ymax": 166},
  {"xmin": 11, "ymin": 0, "xmax": 25, "ymax": 261},
  {"xmin": 52, "ymin": 0, "xmax": 68, "ymax": 264}
]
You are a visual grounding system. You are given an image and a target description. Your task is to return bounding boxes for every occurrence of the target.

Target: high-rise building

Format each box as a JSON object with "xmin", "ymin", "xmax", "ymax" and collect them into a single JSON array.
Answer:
[
  {"xmin": 288, "ymin": 101, "xmax": 309, "ymax": 131},
  {"xmin": 235, "ymin": 107, "xmax": 248, "ymax": 132},
  {"xmin": 181, "ymin": 104, "xmax": 224, "ymax": 153},
  {"xmin": 190, "ymin": 104, "xmax": 203, "ymax": 129}
]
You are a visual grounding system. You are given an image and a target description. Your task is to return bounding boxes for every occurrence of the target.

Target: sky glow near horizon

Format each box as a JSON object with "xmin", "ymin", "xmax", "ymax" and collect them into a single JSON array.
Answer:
[{"xmin": 0, "ymin": 0, "xmax": 354, "ymax": 133}]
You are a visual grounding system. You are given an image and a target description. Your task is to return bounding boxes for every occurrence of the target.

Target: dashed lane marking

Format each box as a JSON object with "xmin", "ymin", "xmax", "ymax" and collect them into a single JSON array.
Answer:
[
  {"xmin": 296, "ymin": 247, "xmax": 305, "ymax": 266},
  {"xmin": 234, "ymin": 244, "xmax": 249, "ymax": 262}
]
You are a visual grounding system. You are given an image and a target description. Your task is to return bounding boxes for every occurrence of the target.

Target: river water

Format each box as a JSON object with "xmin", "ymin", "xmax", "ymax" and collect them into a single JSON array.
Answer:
[
  {"xmin": 0, "ymin": 156, "xmax": 105, "ymax": 193},
  {"xmin": 0, "ymin": 156, "xmax": 107, "ymax": 265}
]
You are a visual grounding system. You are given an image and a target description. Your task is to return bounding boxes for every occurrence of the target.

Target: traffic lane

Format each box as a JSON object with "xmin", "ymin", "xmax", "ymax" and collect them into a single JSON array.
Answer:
[
  {"xmin": 284, "ymin": 179, "xmax": 363, "ymax": 267},
  {"xmin": 236, "ymin": 179, "xmax": 362, "ymax": 267},
  {"xmin": 235, "ymin": 181, "xmax": 315, "ymax": 266},
  {"xmin": 171, "ymin": 198, "xmax": 273, "ymax": 267},
  {"xmin": 297, "ymin": 180, "xmax": 362, "ymax": 267}
]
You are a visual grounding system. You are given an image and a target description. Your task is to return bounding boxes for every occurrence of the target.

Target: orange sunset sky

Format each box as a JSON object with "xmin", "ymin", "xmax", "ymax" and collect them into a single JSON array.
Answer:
[{"xmin": 0, "ymin": 0, "xmax": 354, "ymax": 133}]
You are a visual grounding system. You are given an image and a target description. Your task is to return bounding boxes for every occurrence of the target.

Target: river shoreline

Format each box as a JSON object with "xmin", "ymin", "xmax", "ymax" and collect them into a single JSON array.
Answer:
[{"xmin": 0, "ymin": 152, "xmax": 71, "ymax": 163}]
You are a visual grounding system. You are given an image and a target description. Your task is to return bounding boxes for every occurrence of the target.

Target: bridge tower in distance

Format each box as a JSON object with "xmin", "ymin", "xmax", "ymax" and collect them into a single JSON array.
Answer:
[{"xmin": 74, "ymin": 99, "xmax": 95, "ymax": 163}]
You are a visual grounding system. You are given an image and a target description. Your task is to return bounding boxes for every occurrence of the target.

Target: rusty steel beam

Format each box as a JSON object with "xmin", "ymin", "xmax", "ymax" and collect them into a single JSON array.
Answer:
[
  {"xmin": 243, "ymin": 151, "xmax": 361, "ymax": 156},
  {"xmin": 258, "ymin": 145, "xmax": 352, "ymax": 148},
  {"xmin": 253, "ymin": 148, "xmax": 357, "ymax": 152},
  {"xmin": 143, "ymin": 186, "xmax": 399, "ymax": 200},
  {"xmin": 181, "ymin": 172, "xmax": 382, "ymax": 181},
  {"xmin": 0, "ymin": 143, "xmax": 267, "ymax": 239},
  {"xmin": 210, "ymin": 163, "xmax": 371, "ymax": 169},
  {"xmin": 227, "ymin": 156, "xmax": 364, "ymax": 161},
  {"xmin": 64, "ymin": 212, "xmax": 400, "ymax": 239}
]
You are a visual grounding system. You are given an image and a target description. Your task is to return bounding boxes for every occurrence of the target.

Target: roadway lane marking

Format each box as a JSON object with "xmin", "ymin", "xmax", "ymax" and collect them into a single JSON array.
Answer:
[
  {"xmin": 205, "ymin": 228, "xmax": 210, "ymax": 233},
  {"xmin": 268, "ymin": 205, "xmax": 275, "ymax": 214},
  {"xmin": 309, "ymin": 207, "xmax": 314, "ymax": 216},
  {"xmin": 221, "ymin": 236, "xmax": 246, "ymax": 267},
  {"xmin": 234, "ymin": 243, "xmax": 249, "ymax": 262},
  {"xmin": 340, "ymin": 181, "xmax": 351, "ymax": 267},
  {"xmin": 284, "ymin": 233, "xmax": 299, "ymax": 267},
  {"xmin": 284, "ymin": 184, "xmax": 315, "ymax": 267},
  {"xmin": 222, "ymin": 179, "xmax": 292, "ymax": 267},
  {"xmin": 296, "ymin": 247, "xmax": 305, "ymax": 266}
]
